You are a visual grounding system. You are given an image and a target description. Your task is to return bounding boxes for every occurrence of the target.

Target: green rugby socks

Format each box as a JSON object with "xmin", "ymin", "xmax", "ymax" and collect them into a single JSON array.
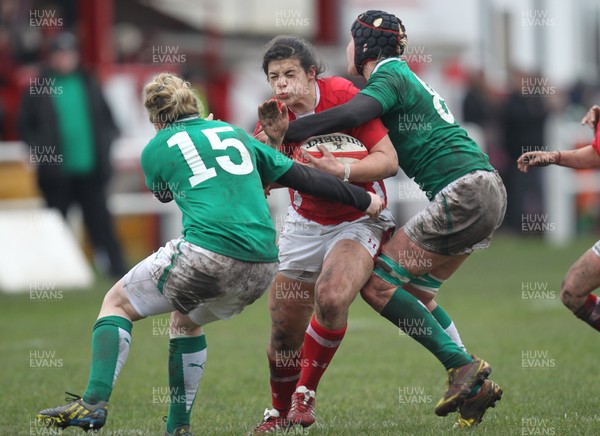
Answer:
[
  {"xmin": 83, "ymin": 316, "xmax": 132, "ymax": 404},
  {"xmin": 166, "ymin": 335, "xmax": 207, "ymax": 434},
  {"xmin": 431, "ymin": 305, "xmax": 466, "ymax": 352},
  {"xmin": 381, "ymin": 288, "xmax": 472, "ymax": 369}
]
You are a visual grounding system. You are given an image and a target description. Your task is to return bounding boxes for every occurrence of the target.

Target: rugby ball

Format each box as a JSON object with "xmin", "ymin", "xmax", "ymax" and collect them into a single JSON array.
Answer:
[{"xmin": 294, "ymin": 133, "xmax": 368, "ymax": 163}]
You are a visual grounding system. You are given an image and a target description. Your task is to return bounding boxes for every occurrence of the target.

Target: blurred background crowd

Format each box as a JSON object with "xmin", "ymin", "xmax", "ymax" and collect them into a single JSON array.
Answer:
[{"xmin": 1, "ymin": 0, "xmax": 599, "ymax": 286}]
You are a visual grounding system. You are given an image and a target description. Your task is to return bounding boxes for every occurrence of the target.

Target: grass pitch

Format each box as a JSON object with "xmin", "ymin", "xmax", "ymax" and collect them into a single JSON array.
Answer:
[{"xmin": 2, "ymin": 234, "xmax": 599, "ymax": 435}]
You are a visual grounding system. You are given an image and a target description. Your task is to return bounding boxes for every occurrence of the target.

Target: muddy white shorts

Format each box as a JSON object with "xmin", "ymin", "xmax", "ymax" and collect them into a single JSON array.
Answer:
[
  {"xmin": 403, "ymin": 170, "xmax": 507, "ymax": 256},
  {"xmin": 123, "ymin": 238, "xmax": 278, "ymax": 325}
]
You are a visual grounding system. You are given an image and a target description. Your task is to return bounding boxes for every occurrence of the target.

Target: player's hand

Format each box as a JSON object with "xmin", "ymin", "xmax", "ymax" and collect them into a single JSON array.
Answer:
[
  {"xmin": 254, "ymin": 129, "xmax": 269, "ymax": 144},
  {"xmin": 299, "ymin": 145, "xmax": 345, "ymax": 178},
  {"xmin": 204, "ymin": 113, "xmax": 214, "ymax": 121},
  {"xmin": 581, "ymin": 105, "xmax": 600, "ymax": 130},
  {"xmin": 517, "ymin": 151, "xmax": 559, "ymax": 173},
  {"xmin": 258, "ymin": 100, "xmax": 288, "ymax": 146},
  {"xmin": 253, "ymin": 125, "xmax": 271, "ymax": 145},
  {"xmin": 264, "ymin": 185, "xmax": 272, "ymax": 198},
  {"xmin": 365, "ymin": 192, "xmax": 384, "ymax": 219}
]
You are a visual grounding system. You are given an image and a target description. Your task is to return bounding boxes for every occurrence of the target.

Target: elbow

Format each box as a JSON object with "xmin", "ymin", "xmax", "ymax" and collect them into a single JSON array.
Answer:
[
  {"xmin": 388, "ymin": 166, "xmax": 398, "ymax": 178},
  {"xmin": 155, "ymin": 196, "xmax": 173, "ymax": 204},
  {"xmin": 153, "ymin": 190, "xmax": 174, "ymax": 203},
  {"xmin": 387, "ymin": 154, "xmax": 399, "ymax": 178},
  {"xmin": 388, "ymin": 160, "xmax": 399, "ymax": 177}
]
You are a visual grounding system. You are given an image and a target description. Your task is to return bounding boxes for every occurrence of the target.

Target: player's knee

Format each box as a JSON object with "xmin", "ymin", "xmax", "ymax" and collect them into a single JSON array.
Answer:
[
  {"xmin": 560, "ymin": 275, "xmax": 585, "ymax": 311},
  {"xmin": 360, "ymin": 279, "xmax": 388, "ymax": 312},
  {"xmin": 559, "ymin": 279, "xmax": 570, "ymax": 308},
  {"xmin": 270, "ymin": 327, "xmax": 304, "ymax": 352},
  {"xmin": 270, "ymin": 313, "xmax": 308, "ymax": 351},
  {"xmin": 102, "ymin": 280, "xmax": 125, "ymax": 308},
  {"xmin": 360, "ymin": 274, "xmax": 395, "ymax": 312},
  {"xmin": 315, "ymin": 271, "xmax": 351, "ymax": 310},
  {"xmin": 100, "ymin": 279, "xmax": 141, "ymax": 321},
  {"xmin": 170, "ymin": 311, "xmax": 202, "ymax": 337},
  {"xmin": 315, "ymin": 287, "xmax": 347, "ymax": 321}
]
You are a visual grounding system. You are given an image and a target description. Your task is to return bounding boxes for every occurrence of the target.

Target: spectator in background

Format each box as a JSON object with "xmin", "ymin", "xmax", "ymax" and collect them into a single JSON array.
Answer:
[
  {"xmin": 461, "ymin": 69, "xmax": 505, "ymax": 168},
  {"xmin": 17, "ymin": 32, "xmax": 127, "ymax": 277},
  {"xmin": 500, "ymin": 69, "xmax": 549, "ymax": 233},
  {"xmin": 462, "ymin": 69, "xmax": 493, "ymax": 128}
]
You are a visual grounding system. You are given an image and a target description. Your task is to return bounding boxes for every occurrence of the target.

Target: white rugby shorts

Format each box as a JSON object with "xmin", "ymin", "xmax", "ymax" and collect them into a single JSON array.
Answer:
[{"xmin": 278, "ymin": 206, "xmax": 396, "ymax": 283}]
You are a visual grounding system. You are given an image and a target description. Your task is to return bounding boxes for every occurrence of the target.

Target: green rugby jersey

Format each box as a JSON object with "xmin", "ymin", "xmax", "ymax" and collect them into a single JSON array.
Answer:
[
  {"xmin": 360, "ymin": 58, "xmax": 494, "ymax": 199},
  {"xmin": 141, "ymin": 117, "xmax": 293, "ymax": 262}
]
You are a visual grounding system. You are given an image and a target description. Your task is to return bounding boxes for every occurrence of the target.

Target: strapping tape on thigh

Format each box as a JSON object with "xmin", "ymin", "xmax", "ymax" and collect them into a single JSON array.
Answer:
[
  {"xmin": 373, "ymin": 254, "xmax": 414, "ymax": 286},
  {"xmin": 409, "ymin": 273, "xmax": 444, "ymax": 294}
]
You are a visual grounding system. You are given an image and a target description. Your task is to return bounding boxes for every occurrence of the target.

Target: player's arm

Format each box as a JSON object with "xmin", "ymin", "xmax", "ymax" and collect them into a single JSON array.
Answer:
[
  {"xmin": 351, "ymin": 135, "xmax": 399, "ymax": 181},
  {"xmin": 520, "ymin": 107, "xmax": 600, "ymax": 172},
  {"xmin": 252, "ymin": 101, "xmax": 383, "ymax": 217},
  {"xmin": 275, "ymin": 162, "xmax": 383, "ymax": 218},
  {"xmin": 518, "ymin": 145, "xmax": 600, "ymax": 172},
  {"xmin": 259, "ymin": 94, "xmax": 383, "ymax": 144},
  {"xmin": 555, "ymin": 146, "xmax": 600, "ymax": 169}
]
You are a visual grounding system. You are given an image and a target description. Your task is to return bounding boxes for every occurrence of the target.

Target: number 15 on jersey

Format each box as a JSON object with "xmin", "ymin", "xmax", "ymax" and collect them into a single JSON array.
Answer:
[{"xmin": 167, "ymin": 127, "xmax": 255, "ymax": 187}]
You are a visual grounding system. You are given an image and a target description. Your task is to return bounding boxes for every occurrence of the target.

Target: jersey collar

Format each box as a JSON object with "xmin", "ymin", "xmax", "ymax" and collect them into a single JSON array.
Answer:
[
  {"xmin": 175, "ymin": 115, "xmax": 199, "ymax": 123},
  {"xmin": 371, "ymin": 57, "xmax": 404, "ymax": 75}
]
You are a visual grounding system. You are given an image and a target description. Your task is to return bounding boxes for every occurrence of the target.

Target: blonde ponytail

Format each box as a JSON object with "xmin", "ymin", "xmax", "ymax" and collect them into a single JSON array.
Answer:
[{"xmin": 143, "ymin": 73, "xmax": 203, "ymax": 125}]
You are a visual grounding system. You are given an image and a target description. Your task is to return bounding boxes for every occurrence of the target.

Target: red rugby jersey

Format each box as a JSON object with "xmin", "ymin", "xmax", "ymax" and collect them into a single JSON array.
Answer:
[
  {"xmin": 591, "ymin": 123, "xmax": 600, "ymax": 155},
  {"xmin": 254, "ymin": 76, "xmax": 388, "ymax": 225}
]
